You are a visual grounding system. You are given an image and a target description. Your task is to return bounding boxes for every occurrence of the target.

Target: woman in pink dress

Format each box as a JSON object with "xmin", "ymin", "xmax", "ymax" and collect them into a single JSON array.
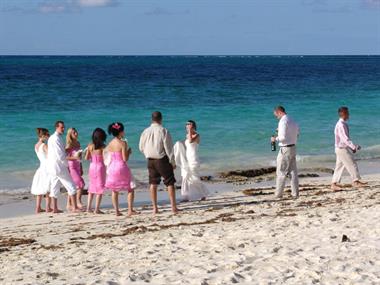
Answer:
[
  {"xmin": 105, "ymin": 122, "xmax": 137, "ymax": 216},
  {"xmin": 85, "ymin": 128, "xmax": 107, "ymax": 214},
  {"xmin": 66, "ymin": 128, "xmax": 85, "ymax": 209}
]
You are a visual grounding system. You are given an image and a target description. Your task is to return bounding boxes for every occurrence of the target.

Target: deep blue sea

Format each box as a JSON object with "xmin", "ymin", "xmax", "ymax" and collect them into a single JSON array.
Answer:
[{"xmin": 1, "ymin": 56, "xmax": 379, "ymax": 191}]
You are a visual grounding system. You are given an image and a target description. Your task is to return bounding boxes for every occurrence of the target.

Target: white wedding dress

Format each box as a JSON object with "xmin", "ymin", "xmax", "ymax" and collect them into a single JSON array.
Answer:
[
  {"xmin": 174, "ymin": 139, "xmax": 208, "ymax": 201},
  {"xmin": 31, "ymin": 143, "xmax": 51, "ymax": 195}
]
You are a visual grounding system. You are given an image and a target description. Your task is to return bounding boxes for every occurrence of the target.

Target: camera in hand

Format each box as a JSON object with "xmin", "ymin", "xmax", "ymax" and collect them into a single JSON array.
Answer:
[{"xmin": 271, "ymin": 139, "xmax": 276, "ymax": 151}]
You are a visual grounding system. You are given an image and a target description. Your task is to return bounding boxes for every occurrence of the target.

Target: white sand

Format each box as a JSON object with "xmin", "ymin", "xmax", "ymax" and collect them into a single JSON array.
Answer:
[{"xmin": 1, "ymin": 174, "xmax": 380, "ymax": 284}]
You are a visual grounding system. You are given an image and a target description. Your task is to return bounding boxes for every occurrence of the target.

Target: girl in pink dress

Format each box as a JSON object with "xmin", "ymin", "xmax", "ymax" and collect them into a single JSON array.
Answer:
[
  {"xmin": 85, "ymin": 128, "xmax": 107, "ymax": 214},
  {"xmin": 66, "ymin": 128, "xmax": 85, "ymax": 209},
  {"xmin": 105, "ymin": 122, "xmax": 137, "ymax": 216}
]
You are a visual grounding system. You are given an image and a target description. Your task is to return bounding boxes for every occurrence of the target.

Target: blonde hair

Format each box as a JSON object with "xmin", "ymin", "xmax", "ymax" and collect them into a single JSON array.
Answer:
[{"xmin": 66, "ymin": 128, "xmax": 78, "ymax": 150}]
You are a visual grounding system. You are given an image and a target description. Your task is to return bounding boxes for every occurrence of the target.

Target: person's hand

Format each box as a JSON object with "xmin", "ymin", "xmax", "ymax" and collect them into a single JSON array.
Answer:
[
  {"xmin": 128, "ymin": 147, "xmax": 132, "ymax": 155},
  {"xmin": 172, "ymin": 163, "xmax": 176, "ymax": 170},
  {"xmin": 271, "ymin": 136, "xmax": 276, "ymax": 143}
]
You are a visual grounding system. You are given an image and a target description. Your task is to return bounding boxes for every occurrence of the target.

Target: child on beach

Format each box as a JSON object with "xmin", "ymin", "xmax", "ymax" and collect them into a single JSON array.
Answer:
[
  {"xmin": 31, "ymin": 128, "xmax": 52, "ymax": 213},
  {"xmin": 104, "ymin": 122, "xmax": 137, "ymax": 216},
  {"xmin": 85, "ymin": 128, "xmax": 107, "ymax": 214},
  {"xmin": 66, "ymin": 127, "xmax": 85, "ymax": 209}
]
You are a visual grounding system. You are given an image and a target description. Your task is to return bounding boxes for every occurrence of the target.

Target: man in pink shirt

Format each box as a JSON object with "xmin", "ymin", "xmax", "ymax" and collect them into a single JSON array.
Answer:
[{"xmin": 331, "ymin": 107, "xmax": 367, "ymax": 190}]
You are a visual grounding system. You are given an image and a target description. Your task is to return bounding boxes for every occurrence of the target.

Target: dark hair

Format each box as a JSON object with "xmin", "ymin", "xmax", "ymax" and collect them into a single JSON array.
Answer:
[
  {"xmin": 55, "ymin": 120, "xmax": 64, "ymax": 128},
  {"xmin": 187, "ymin": 120, "xmax": 197, "ymax": 130},
  {"xmin": 338, "ymin": 106, "xmax": 349, "ymax": 114},
  {"xmin": 152, "ymin": 111, "xmax": 162, "ymax": 123},
  {"xmin": 36, "ymin": 128, "xmax": 49, "ymax": 138},
  {"xmin": 274, "ymin": 106, "xmax": 286, "ymax": 113},
  {"xmin": 107, "ymin": 122, "xmax": 124, "ymax": 137},
  {"xmin": 92, "ymin": 128, "xmax": 107, "ymax": 150}
]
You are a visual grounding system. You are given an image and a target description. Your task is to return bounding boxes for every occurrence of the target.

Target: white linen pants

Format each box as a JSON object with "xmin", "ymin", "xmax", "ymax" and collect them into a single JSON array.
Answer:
[
  {"xmin": 49, "ymin": 168, "xmax": 77, "ymax": 198},
  {"xmin": 332, "ymin": 148, "xmax": 361, "ymax": 183},
  {"xmin": 276, "ymin": 146, "xmax": 299, "ymax": 197}
]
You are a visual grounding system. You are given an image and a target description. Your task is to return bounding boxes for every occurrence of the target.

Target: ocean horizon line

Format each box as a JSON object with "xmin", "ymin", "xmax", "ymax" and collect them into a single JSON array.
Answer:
[{"xmin": 1, "ymin": 54, "xmax": 380, "ymax": 57}]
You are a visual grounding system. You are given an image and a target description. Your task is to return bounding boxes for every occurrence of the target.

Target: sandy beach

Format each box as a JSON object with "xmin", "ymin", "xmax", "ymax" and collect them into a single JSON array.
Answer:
[{"xmin": 1, "ymin": 171, "xmax": 379, "ymax": 285}]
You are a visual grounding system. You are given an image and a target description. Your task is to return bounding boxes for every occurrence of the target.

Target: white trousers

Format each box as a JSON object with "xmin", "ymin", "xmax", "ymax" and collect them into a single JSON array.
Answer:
[
  {"xmin": 332, "ymin": 148, "xmax": 361, "ymax": 183},
  {"xmin": 49, "ymin": 168, "xmax": 77, "ymax": 198},
  {"xmin": 276, "ymin": 146, "xmax": 299, "ymax": 197}
]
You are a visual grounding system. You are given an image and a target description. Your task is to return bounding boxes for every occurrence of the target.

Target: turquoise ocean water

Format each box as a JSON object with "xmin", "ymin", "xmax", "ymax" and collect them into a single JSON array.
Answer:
[{"xmin": 0, "ymin": 56, "xmax": 379, "ymax": 191}]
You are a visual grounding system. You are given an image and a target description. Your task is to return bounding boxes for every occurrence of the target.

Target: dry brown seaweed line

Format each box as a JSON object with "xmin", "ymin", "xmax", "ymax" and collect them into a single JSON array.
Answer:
[
  {"xmin": 0, "ymin": 236, "xmax": 36, "ymax": 253},
  {"xmin": 69, "ymin": 213, "xmax": 241, "ymax": 241}
]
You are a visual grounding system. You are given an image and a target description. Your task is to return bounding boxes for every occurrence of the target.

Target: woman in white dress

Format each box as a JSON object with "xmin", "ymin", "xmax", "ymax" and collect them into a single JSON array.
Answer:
[
  {"xmin": 174, "ymin": 120, "xmax": 209, "ymax": 201},
  {"xmin": 31, "ymin": 128, "xmax": 52, "ymax": 213}
]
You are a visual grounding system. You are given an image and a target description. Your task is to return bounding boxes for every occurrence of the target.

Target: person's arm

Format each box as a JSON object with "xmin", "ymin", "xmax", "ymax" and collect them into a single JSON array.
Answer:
[
  {"xmin": 276, "ymin": 120, "xmax": 287, "ymax": 143},
  {"xmin": 164, "ymin": 129, "xmax": 175, "ymax": 166},
  {"xmin": 139, "ymin": 131, "xmax": 146, "ymax": 154},
  {"xmin": 188, "ymin": 133, "xmax": 199, "ymax": 143},
  {"xmin": 85, "ymin": 144, "xmax": 92, "ymax": 161},
  {"xmin": 121, "ymin": 141, "xmax": 130, "ymax": 162},
  {"xmin": 43, "ymin": 143, "xmax": 48, "ymax": 154},
  {"xmin": 338, "ymin": 123, "xmax": 357, "ymax": 151},
  {"xmin": 52, "ymin": 136, "xmax": 67, "ymax": 165},
  {"xmin": 66, "ymin": 149, "xmax": 78, "ymax": 161}
]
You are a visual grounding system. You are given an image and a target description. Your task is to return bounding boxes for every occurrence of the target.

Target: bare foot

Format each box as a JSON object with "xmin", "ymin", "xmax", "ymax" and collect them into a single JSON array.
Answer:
[
  {"xmin": 70, "ymin": 208, "xmax": 82, "ymax": 213},
  {"xmin": 353, "ymin": 181, "xmax": 368, "ymax": 188},
  {"xmin": 35, "ymin": 208, "xmax": 45, "ymax": 214},
  {"xmin": 152, "ymin": 208, "xmax": 159, "ymax": 215},
  {"xmin": 116, "ymin": 211, "xmax": 123, "ymax": 216},
  {"xmin": 77, "ymin": 203, "xmax": 83, "ymax": 210},
  {"xmin": 53, "ymin": 209, "xmax": 63, "ymax": 214},
  {"xmin": 94, "ymin": 210, "xmax": 105, "ymax": 214},
  {"xmin": 87, "ymin": 208, "xmax": 93, "ymax": 213},
  {"xmin": 46, "ymin": 208, "xmax": 54, "ymax": 213},
  {"xmin": 128, "ymin": 210, "xmax": 140, "ymax": 217},
  {"xmin": 172, "ymin": 208, "xmax": 180, "ymax": 215},
  {"xmin": 331, "ymin": 183, "xmax": 342, "ymax": 191}
]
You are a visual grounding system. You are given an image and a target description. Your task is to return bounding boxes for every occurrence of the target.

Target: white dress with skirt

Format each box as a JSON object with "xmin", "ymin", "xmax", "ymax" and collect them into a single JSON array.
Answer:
[
  {"xmin": 174, "ymin": 139, "xmax": 209, "ymax": 201},
  {"xmin": 31, "ymin": 143, "xmax": 51, "ymax": 195}
]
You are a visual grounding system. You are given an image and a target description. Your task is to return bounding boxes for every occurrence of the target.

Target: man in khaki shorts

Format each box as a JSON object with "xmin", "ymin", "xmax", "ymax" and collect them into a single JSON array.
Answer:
[
  {"xmin": 139, "ymin": 111, "xmax": 179, "ymax": 214},
  {"xmin": 331, "ymin": 107, "xmax": 367, "ymax": 190},
  {"xmin": 271, "ymin": 106, "xmax": 300, "ymax": 199}
]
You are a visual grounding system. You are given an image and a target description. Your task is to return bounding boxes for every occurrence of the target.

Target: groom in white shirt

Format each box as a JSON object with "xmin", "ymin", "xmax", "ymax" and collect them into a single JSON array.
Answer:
[
  {"xmin": 48, "ymin": 121, "xmax": 80, "ymax": 213},
  {"xmin": 271, "ymin": 106, "xmax": 300, "ymax": 199}
]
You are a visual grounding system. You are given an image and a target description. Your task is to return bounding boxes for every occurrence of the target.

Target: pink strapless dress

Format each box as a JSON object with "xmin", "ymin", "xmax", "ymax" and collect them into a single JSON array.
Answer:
[
  {"xmin": 67, "ymin": 147, "xmax": 85, "ymax": 189},
  {"xmin": 105, "ymin": 152, "xmax": 132, "ymax": 192},
  {"xmin": 88, "ymin": 153, "xmax": 106, "ymax": 194}
]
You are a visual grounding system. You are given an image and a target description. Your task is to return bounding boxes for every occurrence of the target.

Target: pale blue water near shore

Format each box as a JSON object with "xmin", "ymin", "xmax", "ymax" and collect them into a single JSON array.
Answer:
[{"xmin": 1, "ymin": 56, "xmax": 380, "ymax": 192}]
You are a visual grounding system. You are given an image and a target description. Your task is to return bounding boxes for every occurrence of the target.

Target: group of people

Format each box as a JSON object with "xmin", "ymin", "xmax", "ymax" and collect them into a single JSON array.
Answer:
[
  {"xmin": 31, "ymin": 106, "xmax": 367, "ymax": 216},
  {"xmin": 271, "ymin": 105, "xmax": 367, "ymax": 199},
  {"xmin": 30, "ymin": 111, "xmax": 208, "ymax": 215}
]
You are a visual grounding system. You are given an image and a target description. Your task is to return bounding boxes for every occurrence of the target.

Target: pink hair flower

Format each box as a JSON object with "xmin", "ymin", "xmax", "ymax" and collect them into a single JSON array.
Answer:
[{"xmin": 113, "ymin": 123, "xmax": 120, "ymax": 130}]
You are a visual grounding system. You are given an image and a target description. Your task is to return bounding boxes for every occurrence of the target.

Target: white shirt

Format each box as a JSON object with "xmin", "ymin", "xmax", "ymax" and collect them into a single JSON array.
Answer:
[
  {"xmin": 276, "ymin": 115, "xmax": 299, "ymax": 146},
  {"xmin": 47, "ymin": 131, "xmax": 68, "ymax": 175},
  {"xmin": 139, "ymin": 123, "xmax": 175, "ymax": 164},
  {"xmin": 334, "ymin": 118, "xmax": 357, "ymax": 150}
]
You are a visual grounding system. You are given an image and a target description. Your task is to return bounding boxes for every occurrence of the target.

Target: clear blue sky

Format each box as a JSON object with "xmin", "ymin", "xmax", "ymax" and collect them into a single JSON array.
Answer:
[{"xmin": 0, "ymin": 0, "xmax": 379, "ymax": 55}]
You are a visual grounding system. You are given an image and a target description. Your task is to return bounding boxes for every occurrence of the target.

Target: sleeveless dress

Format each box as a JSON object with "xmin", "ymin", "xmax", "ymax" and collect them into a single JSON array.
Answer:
[
  {"xmin": 105, "ymin": 152, "xmax": 133, "ymax": 192},
  {"xmin": 88, "ymin": 153, "xmax": 106, "ymax": 195},
  {"xmin": 31, "ymin": 144, "xmax": 51, "ymax": 195},
  {"xmin": 174, "ymin": 139, "xmax": 209, "ymax": 201},
  {"xmin": 67, "ymin": 146, "xmax": 85, "ymax": 189}
]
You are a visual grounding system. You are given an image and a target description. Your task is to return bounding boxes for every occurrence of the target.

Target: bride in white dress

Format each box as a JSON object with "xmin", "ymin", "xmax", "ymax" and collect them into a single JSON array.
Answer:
[
  {"xmin": 174, "ymin": 120, "xmax": 209, "ymax": 201},
  {"xmin": 31, "ymin": 128, "xmax": 52, "ymax": 213}
]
